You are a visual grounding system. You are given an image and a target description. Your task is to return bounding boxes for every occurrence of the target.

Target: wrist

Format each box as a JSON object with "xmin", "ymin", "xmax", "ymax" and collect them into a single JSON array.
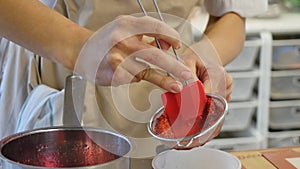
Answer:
[{"xmin": 60, "ymin": 26, "xmax": 93, "ymax": 71}]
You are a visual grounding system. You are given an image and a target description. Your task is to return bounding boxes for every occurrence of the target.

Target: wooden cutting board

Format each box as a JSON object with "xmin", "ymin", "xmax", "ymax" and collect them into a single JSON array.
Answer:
[{"xmin": 230, "ymin": 146, "xmax": 300, "ymax": 169}]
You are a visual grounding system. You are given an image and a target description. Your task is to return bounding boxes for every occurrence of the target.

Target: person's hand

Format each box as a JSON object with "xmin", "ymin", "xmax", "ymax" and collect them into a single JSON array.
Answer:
[
  {"xmin": 75, "ymin": 15, "xmax": 193, "ymax": 93},
  {"xmin": 180, "ymin": 38, "xmax": 233, "ymax": 102},
  {"xmin": 176, "ymin": 38, "xmax": 232, "ymax": 146}
]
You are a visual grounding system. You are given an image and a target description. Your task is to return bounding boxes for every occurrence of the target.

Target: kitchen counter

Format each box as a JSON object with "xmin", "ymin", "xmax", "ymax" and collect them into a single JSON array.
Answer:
[{"xmin": 230, "ymin": 146, "xmax": 300, "ymax": 169}]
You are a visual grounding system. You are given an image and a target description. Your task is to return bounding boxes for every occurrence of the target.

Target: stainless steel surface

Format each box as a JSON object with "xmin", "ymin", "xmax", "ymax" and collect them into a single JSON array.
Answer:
[
  {"xmin": 63, "ymin": 75, "xmax": 86, "ymax": 126},
  {"xmin": 151, "ymin": 0, "xmax": 188, "ymax": 84},
  {"xmin": 0, "ymin": 127, "xmax": 131, "ymax": 169},
  {"xmin": 151, "ymin": 0, "xmax": 181, "ymax": 62},
  {"xmin": 137, "ymin": 0, "xmax": 188, "ymax": 84},
  {"xmin": 148, "ymin": 94, "xmax": 228, "ymax": 149},
  {"xmin": 137, "ymin": 0, "xmax": 163, "ymax": 50}
]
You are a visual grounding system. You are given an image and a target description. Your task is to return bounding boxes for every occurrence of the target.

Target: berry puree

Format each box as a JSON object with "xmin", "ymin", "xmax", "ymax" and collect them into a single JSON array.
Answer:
[{"xmin": 153, "ymin": 96, "xmax": 225, "ymax": 139}]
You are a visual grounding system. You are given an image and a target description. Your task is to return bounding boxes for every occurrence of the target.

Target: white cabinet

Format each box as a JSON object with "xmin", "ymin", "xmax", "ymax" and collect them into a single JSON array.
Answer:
[
  {"xmin": 205, "ymin": 32, "xmax": 270, "ymax": 151},
  {"xmin": 205, "ymin": 12, "xmax": 300, "ymax": 151},
  {"xmin": 268, "ymin": 38, "xmax": 300, "ymax": 148}
]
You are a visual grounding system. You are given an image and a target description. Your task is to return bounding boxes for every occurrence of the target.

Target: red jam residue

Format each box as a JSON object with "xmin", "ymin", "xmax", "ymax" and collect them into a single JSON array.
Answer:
[{"xmin": 153, "ymin": 97, "xmax": 224, "ymax": 138}]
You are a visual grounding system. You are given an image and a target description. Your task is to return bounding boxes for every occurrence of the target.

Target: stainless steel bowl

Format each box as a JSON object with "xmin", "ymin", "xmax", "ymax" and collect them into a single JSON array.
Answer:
[
  {"xmin": 148, "ymin": 94, "xmax": 228, "ymax": 149},
  {"xmin": 0, "ymin": 127, "xmax": 131, "ymax": 169}
]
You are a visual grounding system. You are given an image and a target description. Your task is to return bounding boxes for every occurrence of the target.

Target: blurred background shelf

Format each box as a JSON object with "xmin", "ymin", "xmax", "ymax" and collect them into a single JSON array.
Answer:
[
  {"xmin": 205, "ymin": 127, "xmax": 263, "ymax": 151},
  {"xmin": 246, "ymin": 12, "xmax": 300, "ymax": 35},
  {"xmin": 195, "ymin": 2, "xmax": 300, "ymax": 151}
]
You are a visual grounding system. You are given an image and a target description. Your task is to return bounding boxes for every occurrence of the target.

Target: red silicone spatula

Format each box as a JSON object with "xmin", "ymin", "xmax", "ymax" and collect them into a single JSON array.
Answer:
[{"xmin": 161, "ymin": 80, "xmax": 207, "ymax": 138}]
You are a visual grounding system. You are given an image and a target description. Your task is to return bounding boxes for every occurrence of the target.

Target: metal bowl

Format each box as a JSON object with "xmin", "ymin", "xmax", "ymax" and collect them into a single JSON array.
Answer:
[
  {"xmin": 148, "ymin": 94, "xmax": 228, "ymax": 149},
  {"xmin": 0, "ymin": 127, "xmax": 131, "ymax": 169}
]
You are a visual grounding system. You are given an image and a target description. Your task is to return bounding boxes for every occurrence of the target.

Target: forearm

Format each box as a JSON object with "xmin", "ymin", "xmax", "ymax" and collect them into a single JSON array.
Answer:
[
  {"xmin": 0, "ymin": 0, "xmax": 93, "ymax": 70},
  {"xmin": 203, "ymin": 12, "xmax": 246, "ymax": 65}
]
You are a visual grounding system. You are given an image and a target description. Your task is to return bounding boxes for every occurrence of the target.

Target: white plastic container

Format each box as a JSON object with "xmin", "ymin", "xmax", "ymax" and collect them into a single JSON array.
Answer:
[
  {"xmin": 268, "ymin": 134, "xmax": 300, "ymax": 148},
  {"xmin": 205, "ymin": 129, "xmax": 261, "ymax": 151},
  {"xmin": 222, "ymin": 100, "xmax": 257, "ymax": 131},
  {"xmin": 269, "ymin": 100, "xmax": 300, "ymax": 129},
  {"xmin": 225, "ymin": 39, "xmax": 260, "ymax": 71},
  {"xmin": 271, "ymin": 70, "xmax": 300, "ymax": 100},
  {"xmin": 152, "ymin": 147, "xmax": 241, "ymax": 169},
  {"xmin": 230, "ymin": 70, "xmax": 259, "ymax": 102},
  {"xmin": 272, "ymin": 45, "xmax": 300, "ymax": 70},
  {"xmin": 205, "ymin": 140, "xmax": 260, "ymax": 151}
]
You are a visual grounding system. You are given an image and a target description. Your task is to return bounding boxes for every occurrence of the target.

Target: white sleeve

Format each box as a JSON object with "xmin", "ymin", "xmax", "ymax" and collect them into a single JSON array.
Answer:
[
  {"xmin": 39, "ymin": 0, "xmax": 57, "ymax": 8},
  {"xmin": 204, "ymin": 0, "xmax": 268, "ymax": 17}
]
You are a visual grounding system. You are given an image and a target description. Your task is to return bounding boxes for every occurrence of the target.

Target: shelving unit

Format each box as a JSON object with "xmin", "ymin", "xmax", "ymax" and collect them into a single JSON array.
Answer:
[
  {"xmin": 204, "ymin": 12, "xmax": 300, "ymax": 151},
  {"xmin": 204, "ymin": 32, "xmax": 271, "ymax": 151},
  {"xmin": 268, "ymin": 38, "xmax": 300, "ymax": 148}
]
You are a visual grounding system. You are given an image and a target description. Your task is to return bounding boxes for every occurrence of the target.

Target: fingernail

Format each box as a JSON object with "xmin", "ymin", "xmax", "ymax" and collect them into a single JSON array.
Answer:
[
  {"xmin": 181, "ymin": 71, "xmax": 192, "ymax": 80},
  {"xmin": 170, "ymin": 82, "xmax": 183, "ymax": 93}
]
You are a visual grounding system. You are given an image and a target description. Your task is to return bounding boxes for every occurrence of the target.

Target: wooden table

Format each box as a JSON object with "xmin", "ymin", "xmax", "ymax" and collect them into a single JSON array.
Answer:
[{"xmin": 230, "ymin": 146, "xmax": 300, "ymax": 169}]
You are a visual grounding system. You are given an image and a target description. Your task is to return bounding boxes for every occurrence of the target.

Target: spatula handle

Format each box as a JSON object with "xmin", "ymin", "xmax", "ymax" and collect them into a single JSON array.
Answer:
[
  {"xmin": 63, "ymin": 75, "xmax": 86, "ymax": 126},
  {"xmin": 137, "ymin": 0, "xmax": 188, "ymax": 84}
]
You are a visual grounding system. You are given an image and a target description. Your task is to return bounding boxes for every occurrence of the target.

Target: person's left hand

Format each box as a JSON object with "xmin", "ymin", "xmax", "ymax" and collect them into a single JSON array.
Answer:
[
  {"xmin": 174, "ymin": 40, "xmax": 232, "ymax": 146},
  {"xmin": 180, "ymin": 41, "xmax": 233, "ymax": 102}
]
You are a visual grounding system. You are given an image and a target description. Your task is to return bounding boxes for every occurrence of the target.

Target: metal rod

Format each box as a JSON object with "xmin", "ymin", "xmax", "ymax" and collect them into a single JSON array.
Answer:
[
  {"xmin": 137, "ymin": 0, "xmax": 187, "ymax": 85},
  {"xmin": 137, "ymin": 0, "xmax": 162, "ymax": 50},
  {"xmin": 152, "ymin": 0, "xmax": 180, "ymax": 61},
  {"xmin": 152, "ymin": 0, "xmax": 165, "ymax": 22},
  {"xmin": 63, "ymin": 75, "xmax": 86, "ymax": 127}
]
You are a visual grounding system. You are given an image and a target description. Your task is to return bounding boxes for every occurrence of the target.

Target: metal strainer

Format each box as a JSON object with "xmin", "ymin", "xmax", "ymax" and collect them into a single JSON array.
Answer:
[{"xmin": 148, "ymin": 94, "xmax": 228, "ymax": 149}]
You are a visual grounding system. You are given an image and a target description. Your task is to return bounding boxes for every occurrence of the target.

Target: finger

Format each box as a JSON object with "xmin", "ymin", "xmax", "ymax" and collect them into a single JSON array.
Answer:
[
  {"xmin": 114, "ymin": 35, "xmax": 170, "ymax": 55},
  {"xmin": 100, "ymin": 49, "xmax": 137, "ymax": 86},
  {"xmin": 113, "ymin": 15, "xmax": 181, "ymax": 49},
  {"xmin": 183, "ymin": 54, "xmax": 215, "ymax": 95},
  {"xmin": 109, "ymin": 49, "xmax": 125, "ymax": 70},
  {"xmin": 182, "ymin": 55, "xmax": 199, "ymax": 81},
  {"xmin": 131, "ymin": 48, "xmax": 193, "ymax": 82},
  {"xmin": 225, "ymin": 80, "xmax": 232, "ymax": 101},
  {"xmin": 149, "ymin": 39, "xmax": 171, "ymax": 50},
  {"xmin": 135, "ymin": 16, "xmax": 181, "ymax": 48},
  {"xmin": 109, "ymin": 43, "xmax": 181, "ymax": 88},
  {"xmin": 111, "ymin": 65, "xmax": 136, "ymax": 86},
  {"xmin": 226, "ymin": 92, "xmax": 232, "ymax": 102},
  {"xmin": 202, "ymin": 78, "xmax": 212, "ymax": 94},
  {"xmin": 117, "ymin": 53, "xmax": 184, "ymax": 93},
  {"xmin": 225, "ymin": 74, "xmax": 233, "ymax": 101},
  {"xmin": 112, "ymin": 53, "xmax": 158, "ymax": 84},
  {"xmin": 118, "ymin": 53, "xmax": 150, "ymax": 78},
  {"xmin": 135, "ymin": 68, "xmax": 183, "ymax": 93}
]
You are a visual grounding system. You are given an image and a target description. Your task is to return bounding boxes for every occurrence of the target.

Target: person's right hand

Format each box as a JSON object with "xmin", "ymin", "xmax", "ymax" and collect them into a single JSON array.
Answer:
[{"xmin": 75, "ymin": 15, "xmax": 193, "ymax": 93}]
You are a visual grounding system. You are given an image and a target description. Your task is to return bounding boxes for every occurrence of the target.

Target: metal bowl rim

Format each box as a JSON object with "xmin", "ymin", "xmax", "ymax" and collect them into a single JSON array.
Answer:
[
  {"xmin": 147, "ymin": 94, "xmax": 228, "ymax": 143},
  {"xmin": 0, "ymin": 126, "xmax": 132, "ymax": 169}
]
